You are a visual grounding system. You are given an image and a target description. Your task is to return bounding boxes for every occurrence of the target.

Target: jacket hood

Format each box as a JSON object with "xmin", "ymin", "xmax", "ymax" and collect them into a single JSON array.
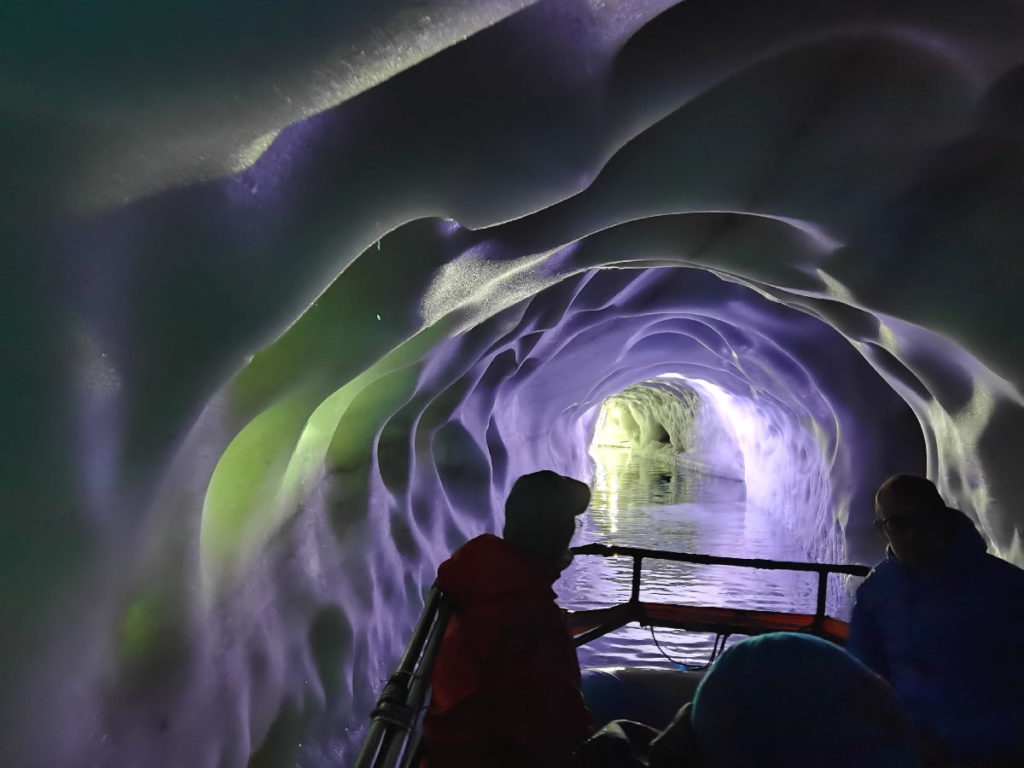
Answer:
[
  {"xmin": 437, "ymin": 534, "xmax": 558, "ymax": 601},
  {"xmin": 883, "ymin": 507, "xmax": 987, "ymax": 567},
  {"xmin": 947, "ymin": 508, "xmax": 988, "ymax": 557}
]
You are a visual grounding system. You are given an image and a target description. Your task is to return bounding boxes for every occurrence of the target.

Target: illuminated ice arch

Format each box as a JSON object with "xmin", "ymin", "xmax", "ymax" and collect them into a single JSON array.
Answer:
[
  {"xmin": 10, "ymin": 2, "xmax": 1024, "ymax": 767},
  {"xmin": 167, "ymin": 261, "xmax": 930, "ymax": 762},
  {"xmin": 57, "ymin": 226, "xmax": 997, "ymax": 768}
]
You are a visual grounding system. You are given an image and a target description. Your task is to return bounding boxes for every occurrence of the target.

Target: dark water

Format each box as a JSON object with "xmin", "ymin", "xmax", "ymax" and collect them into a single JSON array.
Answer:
[{"xmin": 559, "ymin": 447, "xmax": 850, "ymax": 669}]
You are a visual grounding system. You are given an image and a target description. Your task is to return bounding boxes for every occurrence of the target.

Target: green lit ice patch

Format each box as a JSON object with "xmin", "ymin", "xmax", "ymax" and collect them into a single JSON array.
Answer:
[
  {"xmin": 198, "ymin": 324, "xmax": 450, "ymax": 600},
  {"xmin": 119, "ymin": 596, "xmax": 160, "ymax": 665}
]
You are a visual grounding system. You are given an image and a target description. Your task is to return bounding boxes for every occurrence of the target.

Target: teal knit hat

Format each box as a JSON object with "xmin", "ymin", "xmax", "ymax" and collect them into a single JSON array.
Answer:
[{"xmin": 691, "ymin": 632, "xmax": 919, "ymax": 768}]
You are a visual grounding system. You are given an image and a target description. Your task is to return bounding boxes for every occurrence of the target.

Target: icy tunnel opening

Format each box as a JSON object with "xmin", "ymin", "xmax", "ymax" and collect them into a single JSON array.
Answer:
[
  {"xmin": 590, "ymin": 377, "xmax": 746, "ymax": 478},
  {"xmin": 583, "ymin": 370, "xmax": 839, "ymax": 557},
  {"xmin": 564, "ymin": 373, "xmax": 845, "ymax": 666}
]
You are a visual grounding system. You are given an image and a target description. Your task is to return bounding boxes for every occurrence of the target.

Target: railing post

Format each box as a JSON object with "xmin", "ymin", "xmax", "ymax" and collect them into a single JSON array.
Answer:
[
  {"xmin": 630, "ymin": 556, "xmax": 643, "ymax": 603},
  {"xmin": 814, "ymin": 570, "xmax": 828, "ymax": 626}
]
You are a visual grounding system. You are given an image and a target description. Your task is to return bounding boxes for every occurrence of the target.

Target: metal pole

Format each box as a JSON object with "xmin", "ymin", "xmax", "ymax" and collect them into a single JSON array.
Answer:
[
  {"xmin": 354, "ymin": 587, "xmax": 443, "ymax": 768},
  {"xmin": 571, "ymin": 543, "xmax": 870, "ymax": 577},
  {"xmin": 394, "ymin": 588, "xmax": 443, "ymax": 675},
  {"xmin": 630, "ymin": 556, "xmax": 643, "ymax": 603},
  {"xmin": 814, "ymin": 570, "xmax": 828, "ymax": 626},
  {"xmin": 353, "ymin": 720, "xmax": 388, "ymax": 768},
  {"xmin": 397, "ymin": 599, "xmax": 452, "ymax": 768}
]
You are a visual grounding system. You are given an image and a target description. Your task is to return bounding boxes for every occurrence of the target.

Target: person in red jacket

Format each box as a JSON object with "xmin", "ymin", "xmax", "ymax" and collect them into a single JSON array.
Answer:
[{"xmin": 423, "ymin": 470, "xmax": 594, "ymax": 768}]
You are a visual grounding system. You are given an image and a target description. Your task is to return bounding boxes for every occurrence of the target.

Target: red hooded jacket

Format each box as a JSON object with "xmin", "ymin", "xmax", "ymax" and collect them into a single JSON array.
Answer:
[{"xmin": 422, "ymin": 534, "xmax": 593, "ymax": 767}]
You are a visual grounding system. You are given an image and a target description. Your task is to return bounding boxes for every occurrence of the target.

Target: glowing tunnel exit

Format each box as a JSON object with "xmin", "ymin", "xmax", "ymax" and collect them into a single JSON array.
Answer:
[
  {"xmin": 586, "ymin": 377, "xmax": 747, "ymax": 535},
  {"xmin": 588, "ymin": 372, "xmax": 842, "ymax": 565},
  {"xmin": 589, "ymin": 376, "xmax": 745, "ymax": 483}
]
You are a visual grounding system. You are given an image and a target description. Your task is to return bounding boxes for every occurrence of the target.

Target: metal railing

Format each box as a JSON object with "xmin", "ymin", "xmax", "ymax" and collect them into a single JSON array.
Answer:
[
  {"xmin": 354, "ymin": 587, "xmax": 451, "ymax": 768},
  {"xmin": 570, "ymin": 543, "xmax": 870, "ymax": 629}
]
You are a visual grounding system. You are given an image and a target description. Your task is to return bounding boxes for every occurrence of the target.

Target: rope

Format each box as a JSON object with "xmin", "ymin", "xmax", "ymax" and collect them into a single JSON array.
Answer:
[
  {"xmin": 709, "ymin": 632, "xmax": 731, "ymax": 663},
  {"xmin": 647, "ymin": 624, "xmax": 701, "ymax": 669},
  {"xmin": 647, "ymin": 625, "xmax": 732, "ymax": 670}
]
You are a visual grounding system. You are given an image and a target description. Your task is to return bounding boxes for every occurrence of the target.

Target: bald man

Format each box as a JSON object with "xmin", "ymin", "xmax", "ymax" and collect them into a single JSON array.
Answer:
[{"xmin": 848, "ymin": 475, "xmax": 1024, "ymax": 766}]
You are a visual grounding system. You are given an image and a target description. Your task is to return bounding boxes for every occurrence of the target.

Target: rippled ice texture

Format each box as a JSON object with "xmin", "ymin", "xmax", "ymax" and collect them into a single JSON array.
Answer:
[{"xmin": 560, "ymin": 447, "xmax": 853, "ymax": 668}]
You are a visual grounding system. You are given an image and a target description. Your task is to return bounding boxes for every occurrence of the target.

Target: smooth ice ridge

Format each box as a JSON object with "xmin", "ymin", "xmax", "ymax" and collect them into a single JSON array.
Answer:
[{"xmin": 5, "ymin": 2, "xmax": 1024, "ymax": 767}]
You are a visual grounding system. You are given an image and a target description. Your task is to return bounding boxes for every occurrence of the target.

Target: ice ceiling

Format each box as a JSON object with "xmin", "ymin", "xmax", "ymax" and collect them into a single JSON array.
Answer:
[{"xmin": 5, "ymin": 1, "xmax": 1024, "ymax": 766}]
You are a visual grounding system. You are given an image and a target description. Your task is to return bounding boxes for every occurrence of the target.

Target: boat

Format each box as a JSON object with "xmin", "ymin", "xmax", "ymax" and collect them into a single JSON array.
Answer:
[{"xmin": 354, "ymin": 543, "xmax": 870, "ymax": 768}]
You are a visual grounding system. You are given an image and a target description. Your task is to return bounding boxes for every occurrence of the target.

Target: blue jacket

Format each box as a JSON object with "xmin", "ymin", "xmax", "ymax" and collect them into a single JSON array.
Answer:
[{"xmin": 848, "ymin": 520, "xmax": 1024, "ymax": 761}]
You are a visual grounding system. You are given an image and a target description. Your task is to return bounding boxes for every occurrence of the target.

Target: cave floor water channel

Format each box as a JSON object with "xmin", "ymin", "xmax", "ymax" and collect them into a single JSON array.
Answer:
[{"xmin": 560, "ymin": 446, "xmax": 852, "ymax": 669}]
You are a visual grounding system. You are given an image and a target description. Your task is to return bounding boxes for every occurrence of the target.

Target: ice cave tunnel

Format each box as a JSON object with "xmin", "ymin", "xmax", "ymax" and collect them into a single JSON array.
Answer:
[{"xmin": 4, "ymin": 1, "xmax": 1024, "ymax": 766}]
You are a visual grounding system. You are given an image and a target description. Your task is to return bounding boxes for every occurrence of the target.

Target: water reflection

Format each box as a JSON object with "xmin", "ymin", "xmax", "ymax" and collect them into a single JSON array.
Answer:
[
  {"xmin": 589, "ymin": 447, "xmax": 721, "ymax": 522},
  {"xmin": 560, "ymin": 446, "xmax": 849, "ymax": 668}
]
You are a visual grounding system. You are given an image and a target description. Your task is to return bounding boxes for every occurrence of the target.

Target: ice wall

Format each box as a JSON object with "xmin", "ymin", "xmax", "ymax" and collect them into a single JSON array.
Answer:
[{"xmin": 5, "ymin": 1, "xmax": 1024, "ymax": 766}]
